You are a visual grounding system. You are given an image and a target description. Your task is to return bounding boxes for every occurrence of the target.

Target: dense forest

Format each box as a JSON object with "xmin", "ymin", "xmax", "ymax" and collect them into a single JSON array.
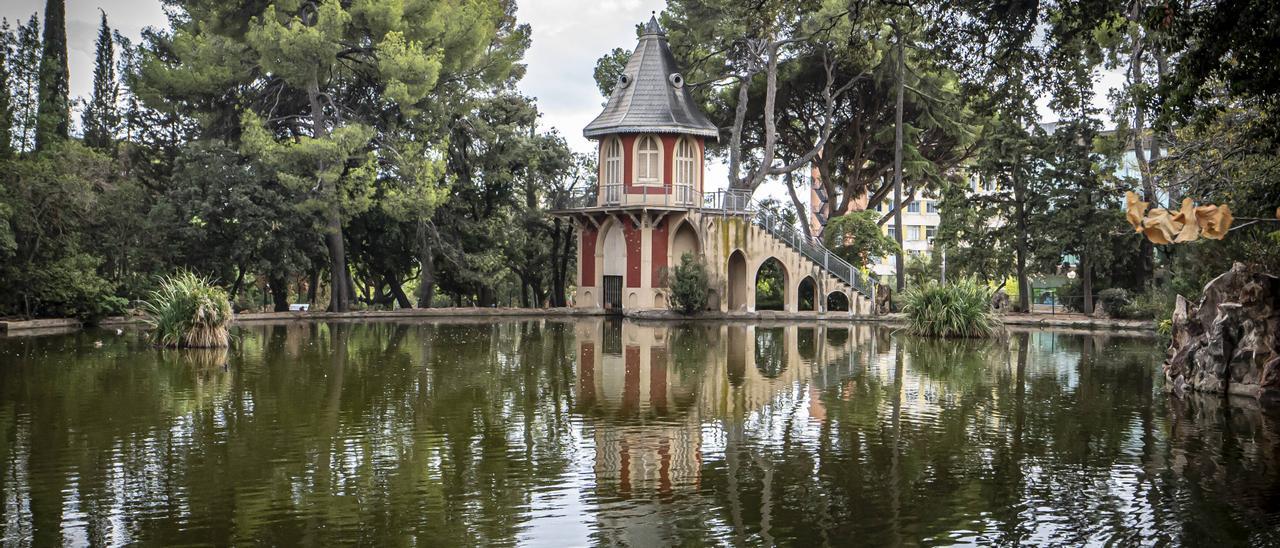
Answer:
[{"xmin": 1, "ymin": 0, "xmax": 1277, "ymax": 320}]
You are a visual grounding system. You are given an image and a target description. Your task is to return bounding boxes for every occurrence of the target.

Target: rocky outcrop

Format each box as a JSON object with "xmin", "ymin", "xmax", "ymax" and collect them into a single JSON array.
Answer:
[
  {"xmin": 991, "ymin": 290, "xmax": 1012, "ymax": 313},
  {"xmin": 875, "ymin": 283, "xmax": 893, "ymax": 314},
  {"xmin": 1165, "ymin": 263, "xmax": 1280, "ymax": 404}
]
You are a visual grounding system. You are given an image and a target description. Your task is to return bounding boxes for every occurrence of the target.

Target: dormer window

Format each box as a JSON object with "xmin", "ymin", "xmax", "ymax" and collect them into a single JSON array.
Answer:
[
  {"xmin": 636, "ymin": 135, "xmax": 661, "ymax": 186},
  {"xmin": 602, "ymin": 137, "xmax": 623, "ymax": 186}
]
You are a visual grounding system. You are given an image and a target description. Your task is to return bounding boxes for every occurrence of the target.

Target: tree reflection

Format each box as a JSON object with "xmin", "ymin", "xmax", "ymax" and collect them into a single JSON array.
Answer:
[{"xmin": 1, "ymin": 322, "xmax": 1277, "ymax": 545}]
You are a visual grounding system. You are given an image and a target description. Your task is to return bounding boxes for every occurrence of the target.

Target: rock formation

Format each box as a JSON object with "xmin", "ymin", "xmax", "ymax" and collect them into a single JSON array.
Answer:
[
  {"xmin": 875, "ymin": 283, "xmax": 893, "ymax": 314},
  {"xmin": 1165, "ymin": 262, "xmax": 1280, "ymax": 404},
  {"xmin": 991, "ymin": 290, "xmax": 1011, "ymax": 313}
]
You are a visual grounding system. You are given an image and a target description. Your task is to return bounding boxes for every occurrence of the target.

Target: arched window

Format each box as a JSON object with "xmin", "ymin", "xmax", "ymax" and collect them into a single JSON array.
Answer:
[
  {"xmin": 674, "ymin": 137, "xmax": 697, "ymax": 188},
  {"xmin": 636, "ymin": 135, "xmax": 661, "ymax": 185},
  {"xmin": 602, "ymin": 138, "xmax": 623, "ymax": 186}
]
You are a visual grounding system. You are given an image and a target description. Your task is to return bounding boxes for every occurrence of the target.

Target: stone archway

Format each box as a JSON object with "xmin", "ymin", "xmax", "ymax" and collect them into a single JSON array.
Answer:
[
  {"xmin": 827, "ymin": 291, "xmax": 850, "ymax": 312},
  {"xmin": 671, "ymin": 219, "xmax": 700, "ymax": 266},
  {"xmin": 727, "ymin": 250, "xmax": 748, "ymax": 312},
  {"xmin": 798, "ymin": 276, "xmax": 818, "ymax": 311},
  {"xmin": 754, "ymin": 257, "xmax": 789, "ymax": 311},
  {"xmin": 597, "ymin": 218, "xmax": 627, "ymax": 309}
]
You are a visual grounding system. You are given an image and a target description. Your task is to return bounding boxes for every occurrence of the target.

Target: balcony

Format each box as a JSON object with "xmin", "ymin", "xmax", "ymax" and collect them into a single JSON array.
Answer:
[{"xmin": 551, "ymin": 185, "xmax": 753, "ymax": 214}]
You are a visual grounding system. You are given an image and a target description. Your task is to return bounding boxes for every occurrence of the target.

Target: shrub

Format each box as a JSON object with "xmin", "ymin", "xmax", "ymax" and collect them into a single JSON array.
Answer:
[
  {"xmin": 144, "ymin": 272, "xmax": 233, "ymax": 348},
  {"xmin": 902, "ymin": 277, "xmax": 998, "ymax": 338},
  {"xmin": 1096, "ymin": 288, "xmax": 1133, "ymax": 317},
  {"xmin": 668, "ymin": 253, "xmax": 709, "ymax": 315}
]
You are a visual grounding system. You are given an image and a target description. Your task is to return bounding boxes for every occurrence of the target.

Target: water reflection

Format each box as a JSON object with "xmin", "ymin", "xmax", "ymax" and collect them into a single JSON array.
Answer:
[{"xmin": 0, "ymin": 321, "xmax": 1278, "ymax": 545}]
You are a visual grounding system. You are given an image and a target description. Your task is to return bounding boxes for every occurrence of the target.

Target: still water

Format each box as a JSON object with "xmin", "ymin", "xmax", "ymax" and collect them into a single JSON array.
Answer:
[{"xmin": 1, "ymin": 320, "xmax": 1278, "ymax": 546}]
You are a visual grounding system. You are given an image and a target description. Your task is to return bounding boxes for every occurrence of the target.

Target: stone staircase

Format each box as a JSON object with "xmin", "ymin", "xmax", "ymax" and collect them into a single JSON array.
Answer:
[{"xmin": 703, "ymin": 190, "xmax": 877, "ymax": 302}]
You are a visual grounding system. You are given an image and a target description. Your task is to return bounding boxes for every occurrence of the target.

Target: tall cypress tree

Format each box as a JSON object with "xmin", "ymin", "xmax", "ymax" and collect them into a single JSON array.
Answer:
[
  {"xmin": 12, "ymin": 15, "xmax": 40, "ymax": 153},
  {"xmin": 34, "ymin": 0, "xmax": 68, "ymax": 151},
  {"xmin": 0, "ymin": 20, "xmax": 15, "ymax": 158},
  {"xmin": 81, "ymin": 11, "xmax": 117, "ymax": 150}
]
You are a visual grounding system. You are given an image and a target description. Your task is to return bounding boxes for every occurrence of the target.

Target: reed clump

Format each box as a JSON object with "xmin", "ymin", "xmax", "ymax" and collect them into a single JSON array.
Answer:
[
  {"xmin": 144, "ymin": 272, "xmax": 232, "ymax": 348},
  {"xmin": 902, "ymin": 277, "xmax": 998, "ymax": 338}
]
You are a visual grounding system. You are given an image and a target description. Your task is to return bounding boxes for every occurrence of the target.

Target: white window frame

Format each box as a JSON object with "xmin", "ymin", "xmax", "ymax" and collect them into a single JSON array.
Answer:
[
  {"xmin": 673, "ymin": 137, "xmax": 698, "ymax": 188},
  {"xmin": 634, "ymin": 135, "xmax": 663, "ymax": 186},
  {"xmin": 601, "ymin": 137, "xmax": 623, "ymax": 186}
]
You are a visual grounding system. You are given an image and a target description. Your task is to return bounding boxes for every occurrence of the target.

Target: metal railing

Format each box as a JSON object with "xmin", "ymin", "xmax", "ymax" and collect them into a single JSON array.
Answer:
[
  {"xmin": 555, "ymin": 184, "xmax": 700, "ymax": 209},
  {"xmin": 749, "ymin": 206, "xmax": 875, "ymax": 299}
]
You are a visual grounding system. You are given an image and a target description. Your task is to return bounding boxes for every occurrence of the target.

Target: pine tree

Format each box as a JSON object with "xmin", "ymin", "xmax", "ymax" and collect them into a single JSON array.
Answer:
[
  {"xmin": 81, "ymin": 11, "xmax": 117, "ymax": 150},
  {"xmin": 34, "ymin": 0, "xmax": 68, "ymax": 151},
  {"xmin": 0, "ymin": 20, "xmax": 15, "ymax": 158},
  {"xmin": 12, "ymin": 15, "xmax": 40, "ymax": 153}
]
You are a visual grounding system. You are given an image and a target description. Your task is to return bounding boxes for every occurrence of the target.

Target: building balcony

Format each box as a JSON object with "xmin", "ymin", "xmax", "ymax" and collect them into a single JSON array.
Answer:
[{"xmin": 551, "ymin": 185, "xmax": 753, "ymax": 215}]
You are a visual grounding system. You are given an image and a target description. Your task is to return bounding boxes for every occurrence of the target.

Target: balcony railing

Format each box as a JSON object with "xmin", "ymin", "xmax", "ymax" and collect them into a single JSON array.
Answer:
[{"xmin": 554, "ymin": 183, "xmax": 702, "ymax": 210}]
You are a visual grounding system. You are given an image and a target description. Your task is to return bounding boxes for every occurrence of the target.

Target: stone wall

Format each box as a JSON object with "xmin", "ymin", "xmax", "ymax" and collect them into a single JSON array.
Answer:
[{"xmin": 1165, "ymin": 263, "xmax": 1280, "ymax": 404}]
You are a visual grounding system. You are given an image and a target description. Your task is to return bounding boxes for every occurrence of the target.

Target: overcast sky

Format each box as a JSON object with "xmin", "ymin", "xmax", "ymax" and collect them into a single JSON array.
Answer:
[
  {"xmin": 3, "ymin": 0, "xmax": 1121, "ymax": 202},
  {"xmin": 1, "ymin": 0, "xmax": 647, "ymax": 150}
]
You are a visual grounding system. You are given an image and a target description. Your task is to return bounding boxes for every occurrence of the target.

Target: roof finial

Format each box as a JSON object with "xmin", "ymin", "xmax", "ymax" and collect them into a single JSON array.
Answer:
[{"xmin": 644, "ymin": 12, "xmax": 664, "ymax": 35}]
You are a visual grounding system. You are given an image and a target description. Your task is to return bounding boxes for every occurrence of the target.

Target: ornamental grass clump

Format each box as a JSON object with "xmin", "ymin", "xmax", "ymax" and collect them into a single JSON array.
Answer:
[
  {"xmin": 144, "ymin": 272, "xmax": 233, "ymax": 348},
  {"xmin": 902, "ymin": 278, "xmax": 998, "ymax": 338}
]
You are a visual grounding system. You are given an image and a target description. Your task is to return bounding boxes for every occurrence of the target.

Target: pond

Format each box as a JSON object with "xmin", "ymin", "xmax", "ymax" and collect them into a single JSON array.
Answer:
[{"xmin": 1, "ymin": 319, "xmax": 1278, "ymax": 545}]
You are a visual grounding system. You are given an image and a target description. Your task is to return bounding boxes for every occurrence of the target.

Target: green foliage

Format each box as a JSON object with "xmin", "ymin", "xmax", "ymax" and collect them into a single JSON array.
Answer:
[
  {"xmin": 668, "ymin": 252, "xmax": 709, "ymax": 315},
  {"xmin": 10, "ymin": 15, "xmax": 41, "ymax": 153},
  {"xmin": 35, "ymin": 0, "xmax": 69, "ymax": 150},
  {"xmin": 144, "ymin": 271, "xmax": 232, "ymax": 348},
  {"xmin": 823, "ymin": 210, "xmax": 899, "ymax": 268},
  {"xmin": 0, "ymin": 141, "xmax": 117, "ymax": 320},
  {"xmin": 1096, "ymin": 288, "xmax": 1132, "ymax": 316},
  {"xmin": 81, "ymin": 12, "xmax": 118, "ymax": 150},
  {"xmin": 755, "ymin": 258, "xmax": 786, "ymax": 310},
  {"xmin": 902, "ymin": 278, "xmax": 998, "ymax": 338},
  {"xmin": 0, "ymin": 21, "xmax": 14, "ymax": 158},
  {"xmin": 592, "ymin": 47, "xmax": 628, "ymax": 98}
]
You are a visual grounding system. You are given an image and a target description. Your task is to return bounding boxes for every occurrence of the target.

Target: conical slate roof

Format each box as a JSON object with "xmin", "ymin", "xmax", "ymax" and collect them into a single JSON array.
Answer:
[{"xmin": 583, "ymin": 17, "xmax": 719, "ymax": 140}]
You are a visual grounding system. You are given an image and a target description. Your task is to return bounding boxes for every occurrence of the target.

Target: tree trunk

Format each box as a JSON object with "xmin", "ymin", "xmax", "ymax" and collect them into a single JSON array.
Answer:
[
  {"xmin": 307, "ymin": 268, "xmax": 319, "ymax": 306},
  {"xmin": 308, "ymin": 79, "xmax": 352, "ymax": 313},
  {"xmin": 269, "ymin": 275, "xmax": 289, "ymax": 312},
  {"xmin": 230, "ymin": 263, "xmax": 247, "ymax": 304},
  {"xmin": 728, "ymin": 76, "xmax": 751, "ymax": 188},
  {"xmin": 785, "ymin": 171, "xmax": 813, "ymax": 238},
  {"xmin": 550, "ymin": 218, "xmax": 567, "ymax": 307},
  {"xmin": 892, "ymin": 22, "xmax": 906, "ymax": 293},
  {"xmin": 1129, "ymin": 2, "xmax": 1155, "ymax": 289},
  {"xmin": 385, "ymin": 272, "xmax": 412, "ymax": 309},
  {"xmin": 1013, "ymin": 171, "xmax": 1032, "ymax": 312},
  {"xmin": 1081, "ymin": 251, "xmax": 1094, "ymax": 315},
  {"xmin": 416, "ymin": 221, "xmax": 436, "ymax": 308}
]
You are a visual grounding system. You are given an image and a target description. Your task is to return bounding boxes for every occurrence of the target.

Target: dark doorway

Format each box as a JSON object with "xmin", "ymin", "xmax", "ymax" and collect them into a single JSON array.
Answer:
[{"xmin": 603, "ymin": 275, "xmax": 623, "ymax": 313}]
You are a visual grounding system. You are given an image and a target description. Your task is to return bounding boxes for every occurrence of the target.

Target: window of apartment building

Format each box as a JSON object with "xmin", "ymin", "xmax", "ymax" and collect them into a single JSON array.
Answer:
[
  {"xmin": 927, "ymin": 201, "xmax": 939, "ymax": 213},
  {"xmin": 907, "ymin": 202, "xmax": 920, "ymax": 213},
  {"xmin": 926, "ymin": 226, "xmax": 937, "ymax": 240},
  {"xmin": 907, "ymin": 225, "xmax": 920, "ymax": 241},
  {"xmin": 887, "ymin": 227, "xmax": 897, "ymax": 240}
]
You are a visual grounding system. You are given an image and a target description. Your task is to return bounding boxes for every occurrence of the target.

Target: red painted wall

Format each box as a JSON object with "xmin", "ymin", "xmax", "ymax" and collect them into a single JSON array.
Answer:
[
  {"xmin": 651, "ymin": 217, "xmax": 668, "ymax": 286},
  {"xmin": 580, "ymin": 225, "xmax": 597, "ymax": 286},
  {"xmin": 624, "ymin": 219, "xmax": 642, "ymax": 287},
  {"xmin": 620, "ymin": 134, "xmax": 636, "ymax": 188}
]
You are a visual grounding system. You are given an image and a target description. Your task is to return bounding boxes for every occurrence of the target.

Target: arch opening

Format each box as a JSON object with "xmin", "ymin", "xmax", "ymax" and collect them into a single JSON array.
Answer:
[
  {"xmin": 671, "ymin": 220, "xmax": 700, "ymax": 266},
  {"xmin": 727, "ymin": 250, "xmax": 748, "ymax": 312},
  {"xmin": 827, "ymin": 291, "xmax": 850, "ymax": 312},
  {"xmin": 599, "ymin": 220, "xmax": 627, "ymax": 309},
  {"xmin": 754, "ymin": 257, "xmax": 788, "ymax": 311},
  {"xmin": 798, "ymin": 276, "xmax": 818, "ymax": 311}
]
